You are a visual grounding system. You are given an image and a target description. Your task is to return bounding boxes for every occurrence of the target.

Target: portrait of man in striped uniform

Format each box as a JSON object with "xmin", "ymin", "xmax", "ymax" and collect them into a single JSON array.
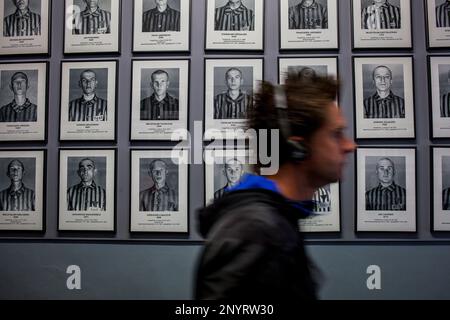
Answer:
[
  {"xmin": 3, "ymin": 0, "xmax": 41, "ymax": 37},
  {"xmin": 68, "ymin": 69, "xmax": 108, "ymax": 122},
  {"xmin": 440, "ymin": 68, "xmax": 450, "ymax": 118},
  {"xmin": 365, "ymin": 157, "xmax": 406, "ymax": 211},
  {"xmin": 361, "ymin": 0, "xmax": 401, "ymax": 30},
  {"xmin": 214, "ymin": 158, "xmax": 244, "ymax": 199},
  {"xmin": 288, "ymin": 0, "xmax": 328, "ymax": 30},
  {"xmin": 363, "ymin": 65, "xmax": 405, "ymax": 119},
  {"xmin": 312, "ymin": 185, "xmax": 331, "ymax": 213},
  {"xmin": 0, "ymin": 159, "xmax": 35, "ymax": 211},
  {"xmin": 214, "ymin": 0, "xmax": 254, "ymax": 31},
  {"xmin": 214, "ymin": 67, "xmax": 252, "ymax": 119},
  {"xmin": 0, "ymin": 71, "xmax": 37, "ymax": 122},
  {"xmin": 139, "ymin": 159, "xmax": 178, "ymax": 212},
  {"xmin": 67, "ymin": 158, "xmax": 106, "ymax": 211},
  {"xmin": 72, "ymin": 0, "xmax": 111, "ymax": 35},
  {"xmin": 140, "ymin": 69, "xmax": 179, "ymax": 121},
  {"xmin": 142, "ymin": 0, "xmax": 180, "ymax": 32},
  {"xmin": 435, "ymin": 0, "xmax": 450, "ymax": 28}
]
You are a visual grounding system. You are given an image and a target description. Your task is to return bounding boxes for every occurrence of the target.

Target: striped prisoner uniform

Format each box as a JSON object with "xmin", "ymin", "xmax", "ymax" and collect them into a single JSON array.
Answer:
[
  {"xmin": 214, "ymin": 186, "xmax": 229, "ymax": 199},
  {"xmin": 73, "ymin": 7, "xmax": 111, "ymax": 35},
  {"xmin": 363, "ymin": 91, "xmax": 405, "ymax": 119},
  {"xmin": 361, "ymin": 1, "xmax": 401, "ymax": 30},
  {"xmin": 436, "ymin": 0, "xmax": 450, "ymax": 28},
  {"xmin": 142, "ymin": 5, "xmax": 180, "ymax": 32},
  {"xmin": 215, "ymin": 2, "xmax": 254, "ymax": 31},
  {"xmin": 139, "ymin": 185, "xmax": 178, "ymax": 212},
  {"xmin": 312, "ymin": 186, "xmax": 331, "ymax": 213},
  {"xmin": 0, "ymin": 184, "xmax": 35, "ymax": 211},
  {"xmin": 440, "ymin": 92, "xmax": 450, "ymax": 117},
  {"xmin": 67, "ymin": 181, "xmax": 106, "ymax": 211},
  {"xmin": 365, "ymin": 182, "xmax": 406, "ymax": 211},
  {"xmin": 214, "ymin": 91, "xmax": 252, "ymax": 119},
  {"xmin": 68, "ymin": 95, "xmax": 107, "ymax": 122},
  {"xmin": 443, "ymin": 187, "xmax": 450, "ymax": 210},
  {"xmin": 140, "ymin": 94, "xmax": 179, "ymax": 120},
  {"xmin": 3, "ymin": 9, "xmax": 41, "ymax": 37},
  {"xmin": 0, "ymin": 99, "xmax": 37, "ymax": 122},
  {"xmin": 288, "ymin": 1, "xmax": 328, "ymax": 30}
]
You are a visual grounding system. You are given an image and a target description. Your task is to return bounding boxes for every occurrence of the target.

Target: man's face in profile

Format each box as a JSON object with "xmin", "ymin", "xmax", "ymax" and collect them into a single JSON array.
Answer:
[
  {"xmin": 78, "ymin": 159, "xmax": 96, "ymax": 183},
  {"xmin": 151, "ymin": 73, "xmax": 169, "ymax": 97},
  {"xmin": 224, "ymin": 160, "xmax": 243, "ymax": 184},
  {"xmin": 10, "ymin": 75, "xmax": 28, "ymax": 96},
  {"xmin": 14, "ymin": 0, "xmax": 29, "ymax": 11},
  {"xmin": 376, "ymin": 159, "xmax": 394, "ymax": 185},
  {"xmin": 151, "ymin": 161, "xmax": 167, "ymax": 185},
  {"xmin": 7, "ymin": 161, "xmax": 24, "ymax": 183},
  {"xmin": 79, "ymin": 71, "xmax": 98, "ymax": 95},
  {"xmin": 226, "ymin": 70, "xmax": 243, "ymax": 91},
  {"xmin": 373, "ymin": 67, "xmax": 392, "ymax": 92}
]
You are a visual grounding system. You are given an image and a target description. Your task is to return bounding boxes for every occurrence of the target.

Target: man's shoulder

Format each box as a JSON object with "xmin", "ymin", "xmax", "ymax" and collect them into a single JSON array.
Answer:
[
  {"xmin": 0, "ymin": 102, "xmax": 12, "ymax": 111},
  {"xmin": 391, "ymin": 93, "xmax": 405, "ymax": 101},
  {"xmin": 167, "ymin": 94, "xmax": 179, "ymax": 103}
]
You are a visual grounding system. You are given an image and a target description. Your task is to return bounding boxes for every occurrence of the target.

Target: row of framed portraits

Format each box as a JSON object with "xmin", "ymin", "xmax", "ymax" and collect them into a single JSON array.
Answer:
[
  {"xmin": 1, "ymin": 147, "xmax": 450, "ymax": 234},
  {"xmin": 3, "ymin": 55, "xmax": 450, "ymax": 142},
  {"xmin": 2, "ymin": 0, "xmax": 450, "ymax": 55}
]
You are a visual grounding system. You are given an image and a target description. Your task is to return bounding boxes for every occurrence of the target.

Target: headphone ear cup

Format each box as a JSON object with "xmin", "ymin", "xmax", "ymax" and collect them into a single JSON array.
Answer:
[{"xmin": 287, "ymin": 140, "xmax": 308, "ymax": 161}]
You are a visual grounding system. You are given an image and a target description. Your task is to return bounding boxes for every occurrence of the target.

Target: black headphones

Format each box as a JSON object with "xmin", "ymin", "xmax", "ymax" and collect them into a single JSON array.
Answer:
[{"xmin": 274, "ymin": 85, "xmax": 309, "ymax": 162}]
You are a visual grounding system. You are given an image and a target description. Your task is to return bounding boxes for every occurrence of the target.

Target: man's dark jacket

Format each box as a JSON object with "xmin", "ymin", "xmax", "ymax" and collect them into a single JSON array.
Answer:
[{"xmin": 195, "ymin": 188, "xmax": 318, "ymax": 300}]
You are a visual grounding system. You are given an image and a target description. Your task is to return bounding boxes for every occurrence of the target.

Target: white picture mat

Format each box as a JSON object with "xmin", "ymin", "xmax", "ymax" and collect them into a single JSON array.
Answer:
[{"xmin": 279, "ymin": 57, "xmax": 338, "ymax": 83}]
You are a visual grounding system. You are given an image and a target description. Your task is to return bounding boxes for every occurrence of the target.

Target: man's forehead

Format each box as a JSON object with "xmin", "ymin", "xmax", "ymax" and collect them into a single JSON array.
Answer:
[
  {"xmin": 9, "ymin": 160, "xmax": 22, "ymax": 168},
  {"xmin": 153, "ymin": 73, "xmax": 168, "ymax": 81},
  {"xmin": 81, "ymin": 71, "xmax": 96, "ymax": 79},
  {"xmin": 324, "ymin": 102, "xmax": 346, "ymax": 127},
  {"xmin": 374, "ymin": 67, "xmax": 390, "ymax": 76},
  {"xmin": 378, "ymin": 160, "xmax": 393, "ymax": 167},
  {"xmin": 227, "ymin": 70, "xmax": 241, "ymax": 77},
  {"xmin": 79, "ymin": 160, "xmax": 94, "ymax": 166}
]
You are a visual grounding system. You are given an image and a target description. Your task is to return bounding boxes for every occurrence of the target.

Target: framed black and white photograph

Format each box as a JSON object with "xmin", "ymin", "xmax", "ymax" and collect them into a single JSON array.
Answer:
[
  {"xmin": 356, "ymin": 147, "xmax": 416, "ymax": 232},
  {"xmin": 205, "ymin": 0, "xmax": 264, "ymax": 51},
  {"xmin": 133, "ymin": 0, "xmax": 190, "ymax": 52},
  {"xmin": 64, "ymin": 0, "xmax": 121, "ymax": 54},
  {"xmin": 131, "ymin": 59, "xmax": 189, "ymax": 141},
  {"xmin": 428, "ymin": 56, "xmax": 450, "ymax": 138},
  {"xmin": 0, "ymin": 0, "xmax": 50, "ymax": 55},
  {"xmin": 353, "ymin": 56, "xmax": 415, "ymax": 139},
  {"xmin": 204, "ymin": 148, "xmax": 254, "ymax": 206},
  {"xmin": 204, "ymin": 58, "xmax": 263, "ymax": 140},
  {"xmin": 351, "ymin": 0, "xmax": 412, "ymax": 49},
  {"xmin": 0, "ymin": 62, "xmax": 47, "ymax": 141},
  {"xmin": 0, "ymin": 150, "xmax": 45, "ymax": 231},
  {"xmin": 279, "ymin": 0, "xmax": 339, "ymax": 50},
  {"xmin": 431, "ymin": 147, "xmax": 450, "ymax": 231},
  {"xmin": 299, "ymin": 182, "xmax": 340, "ymax": 233},
  {"xmin": 130, "ymin": 149, "xmax": 188, "ymax": 233},
  {"xmin": 425, "ymin": 0, "xmax": 450, "ymax": 49},
  {"xmin": 58, "ymin": 149, "xmax": 116, "ymax": 232},
  {"xmin": 60, "ymin": 60, "xmax": 117, "ymax": 141},
  {"xmin": 278, "ymin": 56, "xmax": 338, "ymax": 84}
]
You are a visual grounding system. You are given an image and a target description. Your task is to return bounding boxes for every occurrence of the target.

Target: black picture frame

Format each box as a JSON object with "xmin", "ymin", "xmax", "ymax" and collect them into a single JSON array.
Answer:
[
  {"xmin": 351, "ymin": 0, "xmax": 413, "ymax": 50},
  {"xmin": 57, "ymin": 148, "xmax": 117, "ymax": 233},
  {"xmin": 354, "ymin": 146, "xmax": 418, "ymax": 234},
  {"xmin": 59, "ymin": 59, "xmax": 118, "ymax": 142},
  {"xmin": 279, "ymin": 0, "xmax": 339, "ymax": 51},
  {"xmin": 132, "ymin": 0, "xmax": 191, "ymax": 53},
  {"xmin": 129, "ymin": 149, "xmax": 189, "ymax": 234},
  {"xmin": 352, "ymin": 55, "xmax": 416, "ymax": 140},
  {"xmin": 63, "ymin": 0, "xmax": 122, "ymax": 55},
  {"xmin": 0, "ymin": 61, "xmax": 49, "ymax": 142},
  {"xmin": 0, "ymin": 0, "xmax": 52, "ymax": 57},
  {"xmin": 204, "ymin": 0, "xmax": 265, "ymax": 52}
]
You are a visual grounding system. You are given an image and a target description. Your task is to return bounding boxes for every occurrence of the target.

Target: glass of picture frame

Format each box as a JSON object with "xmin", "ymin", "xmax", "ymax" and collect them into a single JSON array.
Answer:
[
  {"xmin": 279, "ymin": 0, "xmax": 339, "ymax": 51},
  {"xmin": 425, "ymin": 0, "xmax": 450, "ymax": 49},
  {"xmin": 59, "ymin": 60, "xmax": 118, "ymax": 141},
  {"xmin": 133, "ymin": 0, "xmax": 191, "ymax": 52},
  {"xmin": 356, "ymin": 147, "xmax": 416, "ymax": 232},
  {"xmin": 64, "ymin": 0, "xmax": 121, "ymax": 54},
  {"xmin": 431, "ymin": 146, "xmax": 450, "ymax": 232},
  {"xmin": 351, "ymin": 0, "xmax": 412, "ymax": 49},
  {"xmin": 205, "ymin": 0, "xmax": 264, "ymax": 51},
  {"xmin": 58, "ymin": 148, "xmax": 116, "ymax": 232},
  {"xmin": 0, "ymin": 0, "xmax": 51, "ymax": 55},
  {"xmin": 0, "ymin": 149, "xmax": 46, "ymax": 232},
  {"xmin": 353, "ymin": 56, "xmax": 415, "ymax": 139},
  {"xmin": 130, "ymin": 149, "xmax": 189, "ymax": 233},
  {"xmin": 278, "ymin": 56, "xmax": 338, "ymax": 84},
  {"xmin": 0, "ymin": 62, "xmax": 48, "ymax": 142}
]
